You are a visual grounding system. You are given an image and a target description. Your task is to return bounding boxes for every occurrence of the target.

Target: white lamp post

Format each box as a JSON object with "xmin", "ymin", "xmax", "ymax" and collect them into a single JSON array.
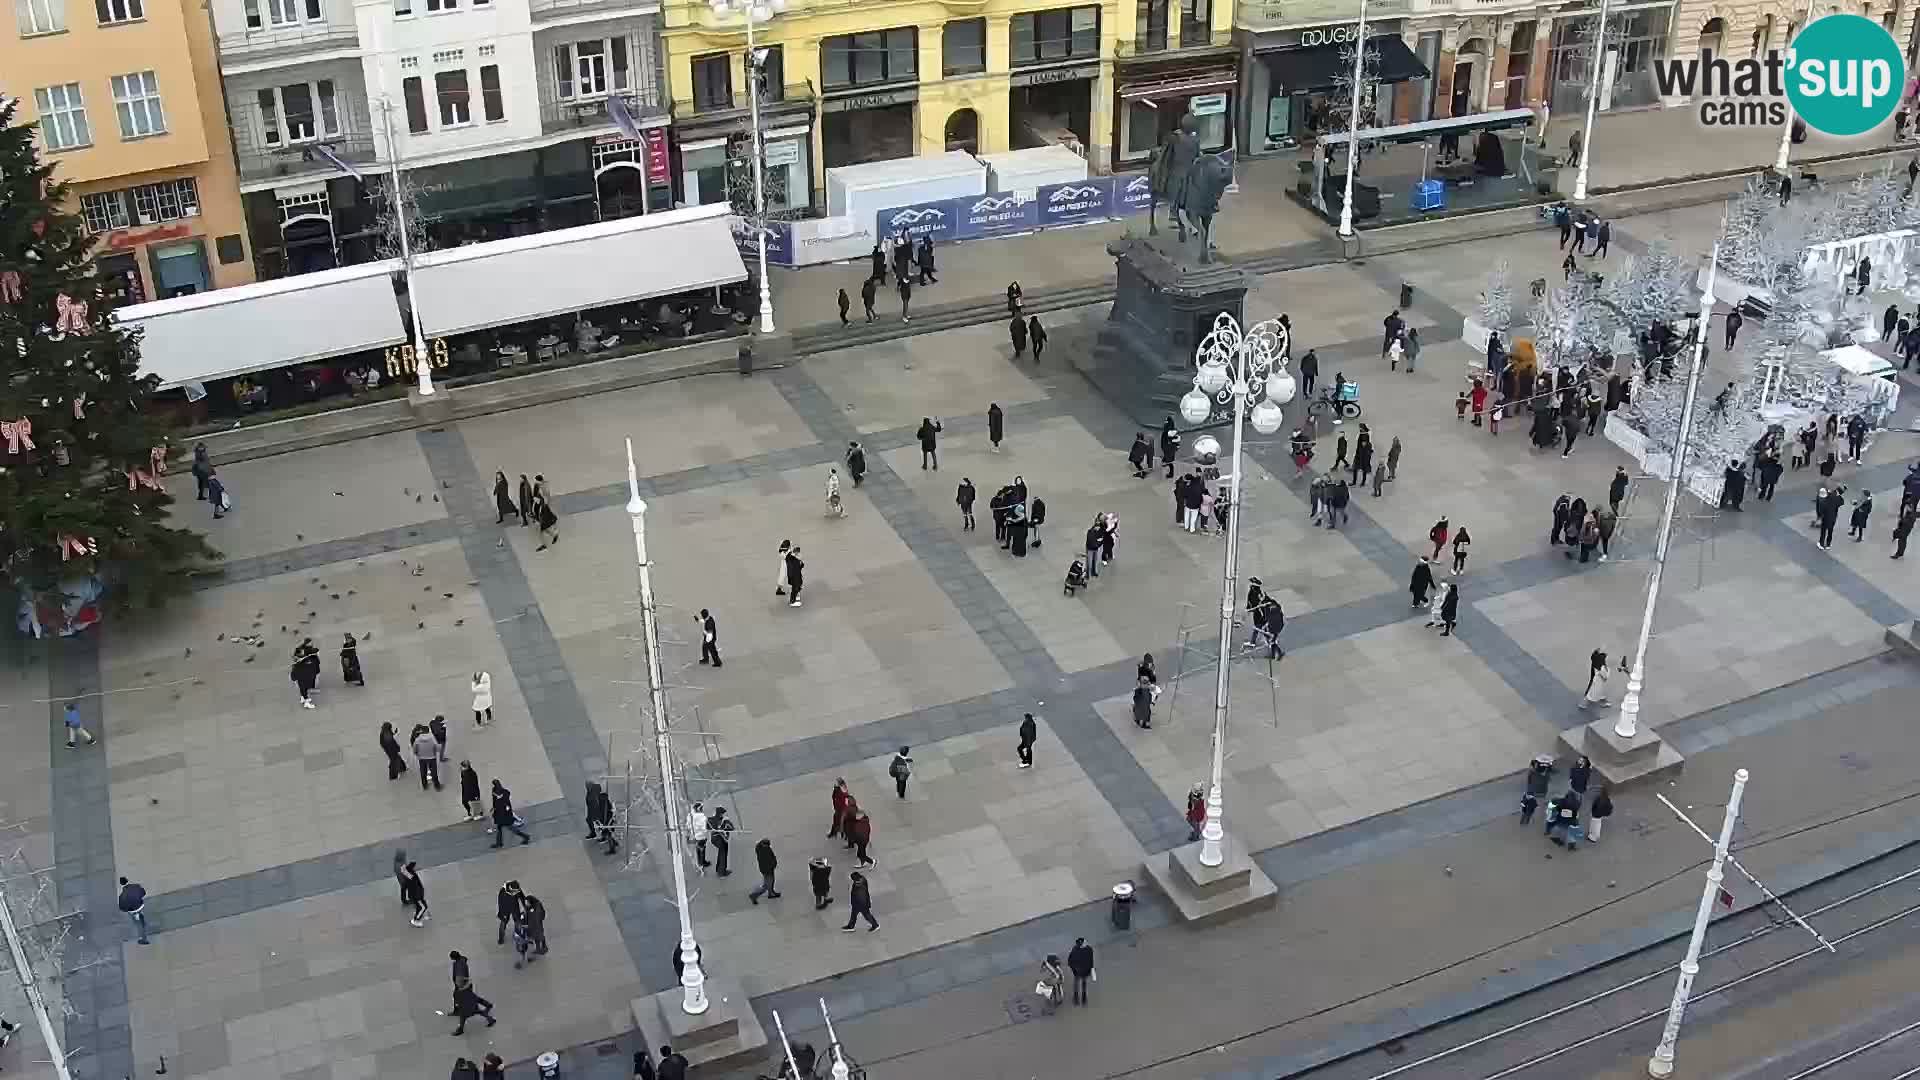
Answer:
[
  {"xmin": 1775, "ymin": 0, "xmax": 1818, "ymax": 174},
  {"xmin": 625, "ymin": 439, "xmax": 708, "ymax": 1015},
  {"xmin": 1615, "ymin": 242, "xmax": 1719, "ymax": 741},
  {"xmin": 1180, "ymin": 313, "xmax": 1294, "ymax": 867},
  {"xmin": 821, "ymin": 996, "xmax": 852, "ymax": 1080},
  {"xmin": 378, "ymin": 99, "xmax": 435, "ymax": 395},
  {"xmin": 1338, "ymin": 0, "xmax": 1368, "ymax": 239},
  {"xmin": 711, "ymin": 0, "xmax": 785, "ymax": 335},
  {"xmin": 1647, "ymin": 768, "xmax": 1749, "ymax": 1077},
  {"xmin": 1571, "ymin": 0, "xmax": 1612, "ymax": 202}
]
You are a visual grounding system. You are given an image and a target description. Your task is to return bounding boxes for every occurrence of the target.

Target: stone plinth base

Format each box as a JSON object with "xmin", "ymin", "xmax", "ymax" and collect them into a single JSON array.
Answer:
[
  {"xmin": 1558, "ymin": 719, "xmax": 1684, "ymax": 788},
  {"xmin": 1142, "ymin": 837, "xmax": 1278, "ymax": 926},
  {"xmin": 632, "ymin": 978, "xmax": 767, "ymax": 1071},
  {"xmin": 407, "ymin": 385, "xmax": 455, "ymax": 423},
  {"xmin": 1884, "ymin": 619, "xmax": 1920, "ymax": 658}
]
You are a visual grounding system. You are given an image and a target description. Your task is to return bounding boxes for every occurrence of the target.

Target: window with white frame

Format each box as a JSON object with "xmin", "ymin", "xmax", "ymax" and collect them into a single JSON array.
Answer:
[
  {"xmin": 255, "ymin": 80, "xmax": 340, "ymax": 146},
  {"xmin": 553, "ymin": 37, "xmax": 631, "ymax": 99},
  {"xmin": 265, "ymin": 0, "xmax": 320, "ymax": 25},
  {"xmin": 17, "ymin": 0, "xmax": 65, "ymax": 33},
  {"xmin": 78, "ymin": 178, "xmax": 198, "ymax": 232},
  {"xmin": 435, "ymin": 69, "xmax": 470, "ymax": 125},
  {"xmin": 94, "ymin": 0, "xmax": 142, "ymax": 24},
  {"xmin": 111, "ymin": 71, "xmax": 167, "ymax": 139},
  {"xmin": 276, "ymin": 188, "xmax": 330, "ymax": 226},
  {"xmin": 33, "ymin": 83, "xmax": 90, "ymax": 150}
]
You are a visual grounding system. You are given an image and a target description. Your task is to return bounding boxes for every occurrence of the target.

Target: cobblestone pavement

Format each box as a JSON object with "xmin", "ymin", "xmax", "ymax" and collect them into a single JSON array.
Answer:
[{"xmin": 6, "ymin": 194, "xmax": 1920, "ymax": 1080}]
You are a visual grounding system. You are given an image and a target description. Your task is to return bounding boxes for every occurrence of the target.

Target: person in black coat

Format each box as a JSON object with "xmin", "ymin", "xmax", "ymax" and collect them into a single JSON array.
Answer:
[
  {"xmin": 491, "ymin": 781, "xmax": 531, "ymax": 847},
  {"xmin": 379, "ymin": 722, "xmax": 407, "ymax": 780},
  {"xmin": 859, "ymin": 276, "xmax": 877, "ymax": 322},
  {"xmin": 1409, "ymin": 556, "xmax": 1435, "ymax": 608},
  {"xmin": 1128, "ymin": 433, "xmax": 1151, "ymax": 477},
  {"xmin": 784, "ymin": 546, "xmax": 805, "ymax": 606},
  {"xmin": 1438, "ymin": 582, "xmax": 1460, "ymax": 636},
  {"xmin": 843, "ymin": 870, "xmax": 878, "ymax": 931},
  {"xmin": 988, "ymin": 402, "xmax": 1005, "ymax": 451},
  {"xmin": 1159, "ymin": 418, "xmax": 1181, "ymax": 478},
  {"xmin": 917, "ymin": 236, "xmax": 936, "ymax": 285},
  {"xmin": 1029, "ymin": 496, "xmax": 1046, "ymax": 548},
  {"xmin": 1006, "ymin": 281, "xmax": 1023, "ymax": 315},
  {"xmin": 493, "ymin": 471, "xmax": 518, "ymax": 523},
  {"xmin": 956, "ymin": 479, "xmax": 977, "ymax": 531},
  {"xmin": 1029, "ymin": 316, "xmax": 1048, "ymax": 362},
  {"xmin": 656, "ymin": 1047, "xmax": 690, "ymax": 1080},
  {"xmin": 495, "ymin": 881, "xmax": 524, "ymax": 944},
  {"xmin": 516, "ymin": 474, "xmax": 534, "ymax": 526},
  {"xmin": 892, "ymin": 238, "xmax": 912, "ymax": 284},
  {"xmin": 916, "ymin": 417, "xmax": 942, "ymax": 470},
  {"xmin": 1015, "ymin": 711, "xmax": 1038, "ymax": 767},
  {"xmin": 846, "ymin": 441, "xmax": 866, "ymax": 486},
  {"xmin": 450, "ymin": 979, "xmax": 496, "ymax": 1035},
  {"xmin": 1067, "ymin": 937, "xmax": 1095, "ymax": 1005},
  {"xmin": 990, "ymin": 486, "xmax": 1011, "ymax": 542},
  {"xmin": 869, "ymin": 244, "xmax": 886, "ymax": 284},
  {"xmin": 1298, "ymin": 348, "xmax": 1319, "ymax": 399},
  {"xmin": 897, "ymin": 276, "xmax": 913, "ymax": 322},
  {"xmin": 837, "ymin": 288, "xmax": 851, "ymax": 326},
  {"xmin": 340, "ymin": 633, "xmax": 364, "ymax": 686},
  {"xmin": 1010, "ymin": 314, "xmax": 1029, "ymax": 358}
]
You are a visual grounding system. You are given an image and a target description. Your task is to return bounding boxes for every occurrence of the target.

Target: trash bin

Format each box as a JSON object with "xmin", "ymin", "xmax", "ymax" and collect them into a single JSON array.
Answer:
[
  {"xmin": 1399, "ymin": 282, "xmax": 1415, "ymax": 309},
  {"xmin": 738, "ymin": 340, "xmax": 755, "ymax": 376},
  {"xmin": 536, "ymin": 1051, "xmax": 561, "ymax": 1078},
  {"xmin": 1111, "ymin": 881, "xmax": 1135, "ymax": 930}
]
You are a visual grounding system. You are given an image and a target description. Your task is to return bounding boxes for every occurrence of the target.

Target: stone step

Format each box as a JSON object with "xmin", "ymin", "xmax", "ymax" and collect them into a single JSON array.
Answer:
[
  {"xmin": 1558, "ymin": 720, "xmax": 1686, "ymax": 789},
  {"xmin": 1884, "ymin": 620, "xmax": 1920, "ymax": 658},
  {"xmin": 789, "ymin": 281, "xmax": 1116, "ymax": 356},
  {"xmin": 1141, "ymin": 839, "xmax": 1278, "ymax": 926}
]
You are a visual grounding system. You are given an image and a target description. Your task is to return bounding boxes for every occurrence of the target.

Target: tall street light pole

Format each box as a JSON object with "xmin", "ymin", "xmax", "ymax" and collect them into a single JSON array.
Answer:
[
  {"xmin": 1571, "ymin": 0, "xmax": 1612, "ymax": 202},
  {"xmin": 1180, "ymin": 314, "xmax": 1295, "ymax": 867},
  {"xmin": 1615, "ymin": 242, "xmax": 1718, "ymax": 740},
  {"xmin": 1647, "ymin": 768, "xmax": 1749, "ymax": 1077},
  {"xmin": 712, "ymin": 0, "xmax": 784, "ymax": 334},
  {"xmin": 379, "ymin": 102, "xmax": 434, "ymax": 396},
  {"xmin": 1776, "ymin": 0, "xmax": 1818, "ymax": 173},
  {"xmin": 625, "ymin": 439, "xmax": 707, "ymax": 1015},
  {"xmin": 1338, "ymin": 0, "xmax": 1368, "ymax": 239}
]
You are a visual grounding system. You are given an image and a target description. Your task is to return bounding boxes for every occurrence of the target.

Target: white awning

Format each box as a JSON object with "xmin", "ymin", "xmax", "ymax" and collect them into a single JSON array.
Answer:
[
  {"xmin": 409, "ymin": 203, "xmax": 748, "ymax": 337},
  {"xmin": 116, "ymin": 260, "xmax": 408, "ymax": 389}
]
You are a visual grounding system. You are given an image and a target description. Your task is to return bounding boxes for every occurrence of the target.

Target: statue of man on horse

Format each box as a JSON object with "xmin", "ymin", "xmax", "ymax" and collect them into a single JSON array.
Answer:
[{"xmin": 1146, "ymin": 113, "xmax": 1232, "ymax": 264}]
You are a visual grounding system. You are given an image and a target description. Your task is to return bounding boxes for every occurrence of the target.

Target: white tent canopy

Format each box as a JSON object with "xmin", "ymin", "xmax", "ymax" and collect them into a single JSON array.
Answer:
[
  {"xmin": 117, "ymin": 261, "xmax": 407, "ymax": 389},
  {"xmin": 408, "ymin": 203, "xmax": 748, "ymax": 338}
]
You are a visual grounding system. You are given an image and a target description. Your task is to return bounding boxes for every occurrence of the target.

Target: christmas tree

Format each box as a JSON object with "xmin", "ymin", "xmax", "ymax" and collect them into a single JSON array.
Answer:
[
  {"xmin": 0, "ymin": 96, "xmax": 217, "ymax": 632},
  {"xmin": 1478, "ymin": 260, "xmax": 1513, "ymax": 331}
]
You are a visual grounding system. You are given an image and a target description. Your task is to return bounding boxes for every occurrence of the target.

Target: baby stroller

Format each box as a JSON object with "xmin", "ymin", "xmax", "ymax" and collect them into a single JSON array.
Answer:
[{"xmin": 1063, "ymin": 558, "xmax": 1089, "ymax": 596}]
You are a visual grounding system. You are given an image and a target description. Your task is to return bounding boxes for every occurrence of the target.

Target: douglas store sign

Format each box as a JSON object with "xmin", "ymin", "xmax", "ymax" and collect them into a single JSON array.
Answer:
[{"xmin": 875, "ymin": 175, "xmax": 1153, "ymax": 243}]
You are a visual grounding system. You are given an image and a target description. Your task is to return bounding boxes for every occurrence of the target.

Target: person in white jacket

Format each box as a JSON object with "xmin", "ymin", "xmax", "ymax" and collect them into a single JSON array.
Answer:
[
  {"xmin": 471, "ymin": 672, "xmax": 493, "ymax": 726},
  {"xmin": 686, "ymin": 802, "xmax": 710, "ymax": 871},
  {"xmin": 826, "ymin": 468, "xmax": 844, "ymax": 518}
]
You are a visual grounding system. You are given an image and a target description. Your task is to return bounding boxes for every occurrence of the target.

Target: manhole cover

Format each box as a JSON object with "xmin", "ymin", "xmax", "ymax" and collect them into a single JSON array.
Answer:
[{"xmin": 1002, "ymin": 994, "xmax": 1042, "ymax": 1024}]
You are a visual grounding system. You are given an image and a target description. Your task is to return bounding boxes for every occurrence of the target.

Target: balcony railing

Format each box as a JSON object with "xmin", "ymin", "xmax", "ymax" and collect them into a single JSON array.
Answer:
[
  {"xmin": 529, "ymin": 0, "xmax": 659, "ymax": 23},
  {"xmin": 538, "ymin": 91, "xmax": 668, "ymax": 137},
  {"xmin": 218, "ymin": 22, "xmax": 361, "ymax": 65},
  {"xmin": 234, "ymin": 131, "xmax": 377, "ymax": 185}
]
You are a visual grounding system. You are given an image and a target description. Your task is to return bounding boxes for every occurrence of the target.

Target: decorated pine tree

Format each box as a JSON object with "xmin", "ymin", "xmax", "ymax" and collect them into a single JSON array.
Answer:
[
  {"xmin": 0, "ymin": 96, "xmax": 216, "ymax": 633},
  {"xmin": 1478, "ymin": 260, "xmax": 1513, "ymax": 332}
]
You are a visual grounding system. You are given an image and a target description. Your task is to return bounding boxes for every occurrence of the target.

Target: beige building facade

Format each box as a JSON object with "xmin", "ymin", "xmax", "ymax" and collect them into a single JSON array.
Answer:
[{"xmin": 5, "ymin": 0, "xmax": 255, "ymax": 300}]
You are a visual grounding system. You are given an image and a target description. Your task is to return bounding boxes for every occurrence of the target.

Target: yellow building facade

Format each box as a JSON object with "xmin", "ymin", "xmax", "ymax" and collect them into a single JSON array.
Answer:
[
  {"xmin": 662, "ymin": 0, "xmax": 1233, "ymax": 203},
  {"xmin": 4, "ymin": 0, "xmax": 253, "ymax": 301}
]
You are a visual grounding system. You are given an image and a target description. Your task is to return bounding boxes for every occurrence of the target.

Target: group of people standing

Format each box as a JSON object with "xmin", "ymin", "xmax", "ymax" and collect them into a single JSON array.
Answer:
[
  {"xmin": 962, "ymin": 473, "xmax": 1047, "ymax": 557},
  {"xmin": 838, "ymin": 233, "xmax": 938, "ymax": 324},
  {"xmin": 1521, "ymin": 753, "xmax": 1614, "ymax": 849},
  {"xmin": 1550, "ymin": 475, "xmax": 1625, "ymax": 566},
  {"xmin": 492, "ymin": 471, "xmax": 560, "ymax": 550}
]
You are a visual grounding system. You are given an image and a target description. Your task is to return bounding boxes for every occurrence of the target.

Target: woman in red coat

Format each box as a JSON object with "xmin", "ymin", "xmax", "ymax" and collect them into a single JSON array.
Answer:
[
  {"xmin": 1186, "ymin": 785, "xmax": 1207, "ymax": 842},
  {"xmin": 829, "ymin": 779, "xmax": 851, "ymax": 840}
]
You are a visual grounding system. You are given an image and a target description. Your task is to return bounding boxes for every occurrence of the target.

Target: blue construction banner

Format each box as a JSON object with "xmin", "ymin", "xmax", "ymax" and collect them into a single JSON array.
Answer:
[
  {"xmin": 1113, "ymin": 173, "xmax": 1153, "ymax": 215},
  {"xmin": 875, "ymin": 200, "xmax": 959, "ymax": 243},
  {"xmin": 1036, "ymin": 179, "xmax": 1112, "ymax": 227},
  {"xmin": 955, "ymin": 192, "xmax": 1039, "ymax": 239},
  {"xmin": 729, "ymin": 217, "xmax": 796, "ymax": 267}
]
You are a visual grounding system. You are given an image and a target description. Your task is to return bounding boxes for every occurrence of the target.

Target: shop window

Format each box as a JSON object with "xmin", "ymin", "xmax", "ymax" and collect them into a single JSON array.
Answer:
[
  {"xmin": 753, "ymin": 44, "xmax": 784, "ymax": 102},
  {"xmin": 81, "ymin": 192, "xmax": 130, "ymax": 232},
  {"xmin": 403, "ymin": 76, "xmax": 429, "ymax": 133},
  {"xmin": 944, "ymin": 18, "xmax": 986, "ymax": 75},
  {"xmin": 555, "ymin": 38, "xmax": 632, "ymax": 100},
  {"xmin": 436, "ymin": 70, "xmax": 471, "ymax": 126},
  {"xmin": 821, "ymin": 27, "xmax": 917, "ymax": 89},
  {"xmin": 692, "ymin": 53, "xmax": 733, "ymax": 111},
  {"xmin": 33, "ymin": 83, "xmax": 91, "ymax": 151},
  {"xmin": 1137, "ymin": 0, "xmax": 1168, "ymax": 52},
  {"xmin": 17, "ymin": 0, "xmax": 65, "ymax": 35},
  {"xmin": 1178, "ymin": 0, "xmax": 1207, "ymax": 47},
  {"xmin": 95, "ymin": 0, "xmax": 142, "ymax": 24},
  {"xmin": 1011, "ymin": 7, "xmax": 1099, "ymax": 66},
  {"xmin": 80, "ymin": 178, "xmax": 200, "ymax": 232},
  {"xmin": 480, "ymin": 64, "xmax": 504, "ymax": 121}
]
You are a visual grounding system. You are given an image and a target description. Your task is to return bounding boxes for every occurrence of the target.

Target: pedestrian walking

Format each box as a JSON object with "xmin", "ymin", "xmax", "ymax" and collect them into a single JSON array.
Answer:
[
  {"xmin": 1016, "ymin": 712, "xmax": 1038, "ymax": 768},
  {"xmin": 490, "ymin": 780, "xmax": 532, "ymax": 846},
  {"xmin": 380, "ymin": 722, "xmax": 408, "ymax": 780},
  {"xmin": 846, "ymin": 440, "xmax": 866, "ymax": 486},
  {"xmin": 988, "ymin": 402, "xmax": 1004, "ymax": 451},
  {"xmin": 828, "ymin": 778, "xmax": 851, "ymax": 839},
  {"xmin": 916, "ymin": 417, "xmax": 943, "ymax": 470},
  {"xmin": 956, "ymin": 478, "xmax": 976, "ymax": 531},
  {"xmin": 846, "ymin": 809, "xmax": 874, "ymax": 868},
  {"xmin": 1597, "ymin": 506, "xmax": 1617, "ymax": 559},
  {"xmin": 918, "ymin": 235, "xmax": 937, "ymax": 285},
  {"xmin": 1404, "ymin": 327, "xmax": 1421, "ymax": 372},
  {"xmin": 1382, "ymin": 309, "xmax": 1404, "ymax": 359},
  {"xmin": 710, "ymin": 805, "xmax": 734, "ymax": 875},
  {"xmin": 698, "ymin": 609, "xmax": 722, "ymax": 667},
  {"xmin": 448, "ymin": 978, "xmax": 497, "ymax": 1035},
  {"xmin": 1128, "ymin": 433, "xmax": 1152, "ymax": 478},
  {"xmin": 1160, "ymin": 418, "xmax": 1181, "ymax": 479},
  {"xmin": 291, "ymin": 638, "xmax": 320, "ymax": 709},
  {"xmin": 451, "ymin": 949, "xmax": 470, "ymax": 988},
  {"xmin": 495, "ymin": 880, "xmax": 524, "ymax": 944},
  {"xmin": 809, "ymin": 855, "xmax": 835, "ymax": 910},
  {"xmin": 1428, "ymin": 517, "xmax": 1450, "ymax": 561},
  {"xmin": 1187, "ymin": 784, "xmax": 1206, "ymax": 840},
  {"xmin": 1588, "ymin": 786, "xmax": 1613, "ymax": 842},
  {"xmin": 1352, "ymin": 425, "xmax": 1374, "ymax": 487},
  {"xmin": 1132, "ymin": 675, "xmax": 1154, "ymax": 729},
  {"xmin": 191, "ymin": 442, "xmax": 212, "ymax": 501},
  {"xmin": 337, "ymin": 632, "xmax": 366, "ymax": 687},
  {"xmin": 456, "ymin": 760, "xmax": 484, "ymax": 821},
  {"xmin": 685, "ymin": 801, "xmax": 709, "ymax": 870},
  {"xmin": 534, "ymin": 496, "xmax": 560, "ymax": 551},
  {"xmin": 1410, "ymin": 556, "xmax": 1435, "ymax": 608},
  {"xmin": 1010, "ymin": 314, "xmax": 1029, "ymax": 358},
  {"xmin": 1896, "ymin": 507, "xmax": 1916, "ymax": 559},
  {"xmin": 1852, "ymin": 491, "xmax": 1874, "ymax": 541},
  {"xmin": 748, "ymin": 838, "xmax": 781, "ymax": 904},
  {"xmin": 471, "ymin": 670, "xmax": 493, "ymax": 725},
  {"xmin": 1451, "ymin": 526, "xmax": 1472, "ymax": 575},
  {"xmin": 898, "ymin": 276, "xmax": 912, "ymax": 322},
  {"xmin": 859, "ymin": 276, "xmax": 877, "ymax": 322},
  {"xmin": 1724, "ymin": 308, "xmax": 1743, "ymax": 350},
  {"xmin": 869, "ymin": 243, "xmax": 887, "ymax": 284},
  {"xmin": 785, "ymin": 545, "xmax": 805, "ymax": 607},
  {"xmin": 889, "ymin": 746, "xmax": 913, "ymax": 798},
  {"xmin": 429, "ymin": 713, "xmax": 449, "ymax": 761},
  {"xmin": 1067, "ymin": 938, "xmax": 1095, "ymax": 1005},
  {"xmin": 1438, "ymin": 582, "xmax": 1460, "ymax": 637},
  {"xmin": 117, "ymin": 876, "xmax": 149, "ymax": 944},
  {"xmin": 1029, "ymin": 316, "xmax": 1048, "ymax": 361},
  {"xmin": 207, "ymin": 468, "xmax": 229, "ymax": 518},
  {"xmin": 61, "ymin": 700, "xmax": 96, "ymax": 748},
  {"xmin": 586, "ymin": 781, "xmax": 619, "ymax": 853},
  {"xmin": 520, "ymin": 892, "xmax": 549, "ymax": 959},
  {"xmin": 837, "ymin": 287, "xmax": 851, "ymax": 326},
  {"xmin": 1007, "ymin": 280, "xmax": 1023, "ymax": 315},
  {"xmin": 402, "ymin": 861, "xmax": 430, "ymax": 926},
  {"xmin": 413, "ymin": 724, "xmax": 443, "ymax": 791},
  {"xmin": 826, "ymin": 466, "xmax": 845, "ymax": 518},
  {"xmin": 515, "ymin": 474, "xmax": 534, "ymax": 526},
  {"xmin": 493, "ymin": 471, "xmax": 518, "ymax": 523},
  {"xmin": 842, "ymin": 871, "xmax": 879, "ymax": 931},
  {"xmin": 1579, "ymin": 650, "xmax": 1611, "ymax": 709}
]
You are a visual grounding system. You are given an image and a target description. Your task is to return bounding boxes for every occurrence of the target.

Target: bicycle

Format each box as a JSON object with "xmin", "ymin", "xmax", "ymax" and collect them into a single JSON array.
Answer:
[{"xmin": 1307, "ymin": 381, "xmax": 1363, "ymax": 423}]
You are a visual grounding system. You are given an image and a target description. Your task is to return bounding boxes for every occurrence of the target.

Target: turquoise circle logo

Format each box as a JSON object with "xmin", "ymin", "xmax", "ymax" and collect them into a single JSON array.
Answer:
[{"xmin": 1785, "ymin": 14, "xmax": 1906, "ymax": 137}]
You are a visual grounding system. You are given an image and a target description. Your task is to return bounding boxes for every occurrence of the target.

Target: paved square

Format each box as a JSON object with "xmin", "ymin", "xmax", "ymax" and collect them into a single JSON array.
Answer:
[{"xmin": 803, "ymin": 320, "xmax": 1055, "ymax": 435}]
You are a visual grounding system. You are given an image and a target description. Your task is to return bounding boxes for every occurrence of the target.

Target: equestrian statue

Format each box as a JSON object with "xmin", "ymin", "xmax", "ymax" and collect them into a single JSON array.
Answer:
[{"xmin": 1146, "ymin": 114, "xmax": 1232, "ymax": 264}]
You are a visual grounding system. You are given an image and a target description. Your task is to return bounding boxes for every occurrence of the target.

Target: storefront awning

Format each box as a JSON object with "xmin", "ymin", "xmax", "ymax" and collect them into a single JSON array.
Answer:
[
  {"xmin": 409, "ymin": 203, "xmax": 748, "ymax": 337},
  {"xmin": 116, "ymin": 260, "xmax": 408, "ymax": 389},
  {"xmin": 1262, "ymin": 34, "xmax": 1430, "ymax": 94},
  {"xmin": 1119, "ymin": 67, "xmax": 1240, "ymax": 99}
]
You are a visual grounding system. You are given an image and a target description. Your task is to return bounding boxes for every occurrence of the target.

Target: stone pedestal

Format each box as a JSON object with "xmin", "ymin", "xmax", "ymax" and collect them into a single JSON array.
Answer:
[
  {"xmin": 631, "ymin": 978, "xmax": 767, "ymax": 1072},
  {"xmin": 1558, "ymin": 719, "xmax": 1684, "ymax": 788},
  {"xmin": 1141, "ymin": 837, "xmax": 1278, "ymax": 925},
  {"xmin": 1884, "ymin": 618, "xmax": 1920, "ymax": 658},
  {"xmin": 1073, "ymin": 233, "xmax": 1252, "ymax": 429},
  {"xmin": 407, "ymin": 385, "xmax": 454, "ymax": 423}
]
